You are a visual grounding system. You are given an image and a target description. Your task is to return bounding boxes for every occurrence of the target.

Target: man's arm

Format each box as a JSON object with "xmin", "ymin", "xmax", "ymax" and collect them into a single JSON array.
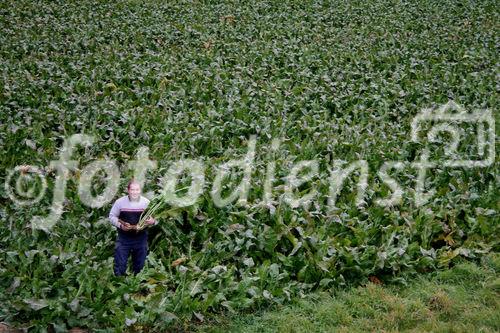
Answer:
[{"xmin": 109, "ymin": 199, "xmax": 122, "ymax": 229}]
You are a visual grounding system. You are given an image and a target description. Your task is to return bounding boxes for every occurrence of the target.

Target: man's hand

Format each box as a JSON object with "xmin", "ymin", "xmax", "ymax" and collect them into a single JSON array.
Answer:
[
  {"xmin": 145, "ymin": 217, "xmax": 156, "ymax": 226},
  {"xmin": 120, "ymin": 221, "xmax": 137, "ymax": 232}
]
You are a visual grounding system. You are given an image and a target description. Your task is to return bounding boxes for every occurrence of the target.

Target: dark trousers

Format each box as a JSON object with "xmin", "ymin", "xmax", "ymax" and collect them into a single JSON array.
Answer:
[{"xmin": 113, "ymin": 238, "xmax": 148, "ymax": 276}]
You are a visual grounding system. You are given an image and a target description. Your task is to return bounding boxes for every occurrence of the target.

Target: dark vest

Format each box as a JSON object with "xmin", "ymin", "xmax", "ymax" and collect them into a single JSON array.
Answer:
[{"xmin": 118, "ymin": 208, "xmax": 147, "ymax": 242}]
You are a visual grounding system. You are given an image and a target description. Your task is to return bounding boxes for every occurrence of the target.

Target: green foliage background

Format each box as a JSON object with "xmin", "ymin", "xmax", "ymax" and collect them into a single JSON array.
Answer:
[{"xmin": 0, "ymin": 0, "xmax": 498, "ymax": 331}]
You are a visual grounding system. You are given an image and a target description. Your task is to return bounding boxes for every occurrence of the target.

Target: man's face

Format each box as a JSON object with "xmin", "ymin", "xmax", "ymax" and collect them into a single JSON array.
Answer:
[{"xmin": 128, "ymin": 183, "xmax": 141, "ymax": 201}]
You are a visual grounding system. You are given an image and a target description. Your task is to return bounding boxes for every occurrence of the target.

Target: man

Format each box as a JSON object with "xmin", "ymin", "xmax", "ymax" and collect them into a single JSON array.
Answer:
[{"xmin": 109, "ymin": 180, "xmax": 156, "ymax": 276}]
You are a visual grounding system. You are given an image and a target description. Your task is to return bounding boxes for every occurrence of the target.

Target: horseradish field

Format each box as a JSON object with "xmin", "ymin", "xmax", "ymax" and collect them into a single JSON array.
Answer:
[{"xmin": 0, "ymin": 0, "xmax": 498, "ymax": 331}]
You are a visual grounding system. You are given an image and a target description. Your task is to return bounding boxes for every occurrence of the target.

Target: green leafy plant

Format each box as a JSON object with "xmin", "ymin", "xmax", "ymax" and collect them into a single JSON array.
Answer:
[{"xmin": 0, "ymin": 0, "xmax": 497, "ymax": 331}]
